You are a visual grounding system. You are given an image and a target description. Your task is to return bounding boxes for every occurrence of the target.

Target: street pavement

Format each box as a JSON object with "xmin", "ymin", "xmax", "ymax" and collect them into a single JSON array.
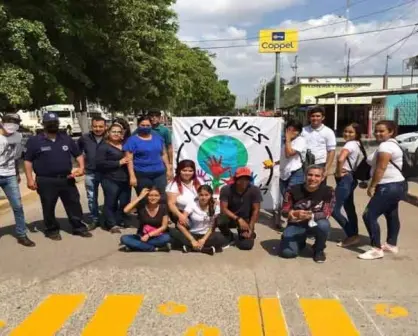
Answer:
[{"xmin": 0, "ymin": 180, "xmax": 418, "ymax": 335}]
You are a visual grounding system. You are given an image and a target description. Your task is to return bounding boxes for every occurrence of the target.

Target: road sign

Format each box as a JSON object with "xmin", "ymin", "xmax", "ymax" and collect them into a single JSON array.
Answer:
[{"xmin": 259, "ymin": 29, "xmax": 298, "ymax": 53}]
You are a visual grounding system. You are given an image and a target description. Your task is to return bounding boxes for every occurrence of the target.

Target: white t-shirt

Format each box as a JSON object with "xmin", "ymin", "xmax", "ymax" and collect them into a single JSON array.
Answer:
[
  {"xmin": 341, "ymin": 141, "xmax": 362, "ymax": 172},
  {"xmin": 166, "ymin": 180, "xmax": 200, "ymax": 210},
  {"xmin": 0, "ymin": 132, "xmax": 23, "ymax": 176},
  {"xmin": 367, "ymin": 140, "xmax": 405, "ymax": 184},
  {"xmin": 184, "ymin": 201, "xmax": 220, "ymax": 235},
  {"xmin": 280, "ymin": 136, "xmax": 307, "ymax": 181},
  {"xmin": 302, "ymin": 125, "xmax": 336, "ymax": 164}
]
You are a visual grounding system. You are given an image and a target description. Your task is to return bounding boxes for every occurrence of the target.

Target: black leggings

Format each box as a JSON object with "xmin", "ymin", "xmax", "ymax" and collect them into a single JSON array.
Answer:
[{"xmin": 170, "ymin": 227, "xmax": 226, "ymax": 250}]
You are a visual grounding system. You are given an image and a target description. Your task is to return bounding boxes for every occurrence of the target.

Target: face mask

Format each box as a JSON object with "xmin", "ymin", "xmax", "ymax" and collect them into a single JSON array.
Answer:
[
  {"xmin": 137, "ymin": 126, "xmax": 151, "ymax": 135},
  {"xmin": 2, "ymin": 123, "xmax": 19, "ymax": 134},
  {"xmin": 45, "ymin": 123, "xmax": 59, "ymax": 134}
]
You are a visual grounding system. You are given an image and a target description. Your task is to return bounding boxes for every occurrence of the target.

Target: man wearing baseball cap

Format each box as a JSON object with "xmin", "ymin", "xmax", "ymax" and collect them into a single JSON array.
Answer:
[
  {"xmin": 24, "ymin": 112, "xmax": 92, "ymax": 240},
  {"xmin": 0, "ymin": 113, "xmax": 35, "ymax": 246},
  {"xmin": 218, "ymin": 167, "xmax": 262, "ymax": 250}
]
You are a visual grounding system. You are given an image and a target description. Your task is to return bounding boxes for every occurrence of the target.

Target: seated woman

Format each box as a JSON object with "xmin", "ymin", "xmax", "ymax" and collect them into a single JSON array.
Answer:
[
  {"xmin": 166, "ymin": 159, "xmax": 201, "ymax": 225},
  {"xmin": 120, "ymin": 187, "xmax": 171, "ymax": 252},
  {"xmin": 170, "ymin": 185, "xmax": 226, "ymax": 255}
]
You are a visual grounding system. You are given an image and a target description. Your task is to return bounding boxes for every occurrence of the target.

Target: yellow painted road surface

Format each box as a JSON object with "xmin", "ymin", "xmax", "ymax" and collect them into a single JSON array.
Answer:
[{"xmin": 1, "ymin": 294, "xmax": 386, "ymax": 335}]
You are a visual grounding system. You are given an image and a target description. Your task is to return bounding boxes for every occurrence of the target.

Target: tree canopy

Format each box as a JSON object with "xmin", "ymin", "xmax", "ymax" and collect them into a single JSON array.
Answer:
[{"xmin": 0, "ymin": 0, "xmax": 235, "ymax": 115}]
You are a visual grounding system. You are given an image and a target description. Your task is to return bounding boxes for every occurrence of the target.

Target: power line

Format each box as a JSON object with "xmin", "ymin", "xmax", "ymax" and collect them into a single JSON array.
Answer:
[
  {"xmin": 349, "ymin": 26, "xmax": 418, "ymax": 68},
  {"xmin": 387, "ymin": 25, "xmax": 418, "ymax": 56},
  {"xmin": 181, "ymin": 0, "xmax": 415, "ymax": 43},
  {"xmin": 190, "ymin": 23, "xmax": 417, "ymax": 50}
]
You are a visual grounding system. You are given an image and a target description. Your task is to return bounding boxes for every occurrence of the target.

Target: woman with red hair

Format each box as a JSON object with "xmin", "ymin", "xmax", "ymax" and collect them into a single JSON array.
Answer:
[{"xmin": 166, "ymin": 160, "xmax": 201, "ymax": 225}]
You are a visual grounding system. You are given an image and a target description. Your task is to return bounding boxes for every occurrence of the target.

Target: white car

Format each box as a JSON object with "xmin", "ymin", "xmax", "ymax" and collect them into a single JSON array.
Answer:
[{"xmin": 396, "ymin": 132, "xmax": 418, "ymax": 166}]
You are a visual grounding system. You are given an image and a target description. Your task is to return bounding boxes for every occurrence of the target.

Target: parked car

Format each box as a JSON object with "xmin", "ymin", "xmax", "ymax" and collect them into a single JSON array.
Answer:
[{"xmin": 396, "ymin": 132, "xmax": 418, "ymax": 166}]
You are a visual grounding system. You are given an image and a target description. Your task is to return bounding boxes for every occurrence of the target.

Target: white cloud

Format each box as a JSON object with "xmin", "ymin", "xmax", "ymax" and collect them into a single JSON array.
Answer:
[{"xmin": 175, "ymin": 3, "xmax": 418, "ymax": 106}]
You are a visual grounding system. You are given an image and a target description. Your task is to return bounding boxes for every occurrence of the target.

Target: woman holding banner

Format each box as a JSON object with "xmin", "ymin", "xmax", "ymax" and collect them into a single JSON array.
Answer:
[{"xmin": 167, "ymin": 160, "xmax": 202, "ymax": 225}]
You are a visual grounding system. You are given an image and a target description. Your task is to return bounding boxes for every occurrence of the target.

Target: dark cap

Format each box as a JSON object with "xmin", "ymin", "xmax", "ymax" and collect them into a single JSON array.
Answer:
[
  {"xmin": 147, "ymin": 108, "xmax": 161, "ymax": 116},
  {"xmin": 2, "ymin": 113, "xmax": 21, "ymax": 122},
  {"xmin": 42, "ymin": 112, "xmax": 59, "ymax": 123}
]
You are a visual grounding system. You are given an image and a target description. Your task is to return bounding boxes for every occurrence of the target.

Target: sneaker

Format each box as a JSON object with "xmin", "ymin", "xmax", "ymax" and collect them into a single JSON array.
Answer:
[
  {"xmin": 109, "ymin": 226, "xmax": 122, "ymax": 234},
  {"xmin": 156, "ymin": 243, "xmax": 171, "ymax": 252},
  {"xmin": 382, "ymin": 243, "xmax": 399, "ymax": 254},
  {"xmin": 337, "ymin": 235, "xmax": 361, "ymax": 248},
  {"xmin": 313, "ymin": 251, "xmax": 326, "ymax": 263},
  {"xmin": 222, "ymin": 235, "xmax": 235, "ymax": 249},
  {"xmin": 74, "ymin": 231, "xmax": 93, "ymax": 238},
  {"xmin": 17, "ymin": 236, "xmax": 36, "ymax": 247},
  {"xmin": 88, "ymin": 220, "xmax": 100, "ymax": 231},
  {"xmin": 182, "ymin": 245, "xmax": 191, "ymax": 253},
  {"xmin": 201, "ymin": 246, "xmax": 215, "ymax": 256},
  {"xmin": 358, "ymin": 248, "xmax": 384, "ymax": 260},
  {"xmin": 46, "ymin": 232, "xmax": 62, "ymax": 241}
]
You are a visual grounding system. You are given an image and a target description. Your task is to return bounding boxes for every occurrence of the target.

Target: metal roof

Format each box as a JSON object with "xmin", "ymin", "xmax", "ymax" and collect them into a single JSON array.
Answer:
[{"xmin": 316, "ymin": 88, "xmax": 418, "ymax": 99}]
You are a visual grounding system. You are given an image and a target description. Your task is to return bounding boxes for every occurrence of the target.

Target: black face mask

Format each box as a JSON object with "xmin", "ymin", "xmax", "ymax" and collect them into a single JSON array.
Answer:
[{"xmin": 44, "ymin": 123, "xmax": 59, "ymax": 134}]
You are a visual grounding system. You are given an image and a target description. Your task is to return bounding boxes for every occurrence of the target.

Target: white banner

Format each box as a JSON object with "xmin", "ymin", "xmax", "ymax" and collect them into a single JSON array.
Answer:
[{"xmin": 172, "ymin": 116, "xmax": 282, "ymax": 210}]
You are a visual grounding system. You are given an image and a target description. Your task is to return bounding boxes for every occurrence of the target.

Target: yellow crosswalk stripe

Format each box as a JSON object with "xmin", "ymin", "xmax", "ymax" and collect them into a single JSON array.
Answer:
[
  {"xmin": 238, "ymin": 296, "xmax": 263, "ymax": 336},
  {"xmin": 81, "ymin": 294, "xmax": 144, "ymax": 336},
  {"xmin": 260, "ymin": 298, "xmax": 288, "ymax": 335},
  {"xmin": 10, "ymin": 294, "xmax": 86, "ymax": 336},
  {"xmin": 299, "ymin": 298, "xmax": 360, "ymax": 336}
]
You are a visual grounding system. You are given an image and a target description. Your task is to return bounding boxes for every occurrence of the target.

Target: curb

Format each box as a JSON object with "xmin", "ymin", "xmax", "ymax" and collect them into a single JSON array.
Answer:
[{"xmin": 0, "ymin": 176, "xmax": 85, "ymax": 213}]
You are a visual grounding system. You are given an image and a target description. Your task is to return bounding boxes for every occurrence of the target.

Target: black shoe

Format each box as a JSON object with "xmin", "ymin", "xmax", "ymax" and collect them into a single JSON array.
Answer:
[
  {"xmin": 109, "ymin": 226, "xmax": 122, "ymax": 234},
  {"xmin": 46, "ymin": 232, "xmax": 62, "ymax": 241},
  {"xmin": 155, "ymin": 243, "xmax": 171, "ymax": 252},
  {"xmin": 222, "ymin": 234, "xmax": 235, "ymax": 249},
  {"xmin": 74, "ymin": 231, "xmax": 93, "ymax": 238},
  {"xmin": 182, "ymin": 245, "xmax": 191, "ymax": 253},
  {"xmin": 201, "ymin": 246, "xmax": 215, "ymax": 256},
  {"xmin": 17, "ymin": 236, "xmax": 36, "ymax": 247},
  {"xmin": 88, "ymin": 221, "xmax": 100, "ymax": 231},
  {"xmin": 313, "ymin": 251, "xmax": 326, "ymax": 263}
]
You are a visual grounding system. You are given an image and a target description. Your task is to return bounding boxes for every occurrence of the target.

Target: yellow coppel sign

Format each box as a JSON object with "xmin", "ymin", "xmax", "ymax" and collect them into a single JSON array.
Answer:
[{"xmin": 259, "ymin": 29, "xmax": 298, "ymax": 53}]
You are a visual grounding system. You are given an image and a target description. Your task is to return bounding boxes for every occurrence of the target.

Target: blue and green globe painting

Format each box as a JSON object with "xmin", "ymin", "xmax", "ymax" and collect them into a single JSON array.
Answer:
[{"xmin": 197, "ymin": 135, "xmax": 248, "ymax": 180}]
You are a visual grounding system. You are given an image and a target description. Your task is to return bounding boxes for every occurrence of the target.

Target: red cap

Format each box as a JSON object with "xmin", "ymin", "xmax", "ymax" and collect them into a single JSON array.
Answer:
[{"xmin": 235, "ymin": 167, "xmax": 252, "ymax": 179}]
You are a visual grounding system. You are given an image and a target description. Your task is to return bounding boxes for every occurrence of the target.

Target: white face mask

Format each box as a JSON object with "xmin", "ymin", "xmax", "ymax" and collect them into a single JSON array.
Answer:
[{"xmin": 2, "ymin": 123, "xmax": 19, "ymax": 134}]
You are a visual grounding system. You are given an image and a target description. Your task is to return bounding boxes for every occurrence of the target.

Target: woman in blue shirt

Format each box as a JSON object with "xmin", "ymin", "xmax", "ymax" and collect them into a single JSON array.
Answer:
[{"xmin": 124, "ymin": 116, "xmax": 172, "ymax": 201}]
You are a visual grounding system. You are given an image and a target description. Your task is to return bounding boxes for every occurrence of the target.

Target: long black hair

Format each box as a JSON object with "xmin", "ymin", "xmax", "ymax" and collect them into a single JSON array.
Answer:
[{"xmin": 197, "ymin": 185, "xmax": 215, "ymax": 217}]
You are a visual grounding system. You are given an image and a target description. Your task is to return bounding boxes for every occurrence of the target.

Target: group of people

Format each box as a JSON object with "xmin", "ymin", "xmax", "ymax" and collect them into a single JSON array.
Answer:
[{"xmin": 0, "ymin": 105, "xmax": 408, "ymax": 263}]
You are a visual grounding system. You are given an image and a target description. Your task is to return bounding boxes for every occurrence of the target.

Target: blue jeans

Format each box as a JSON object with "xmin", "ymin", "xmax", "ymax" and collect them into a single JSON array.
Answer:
[
  {"xmin": 134, "ymin": 171, "xmax": 167, "ymax": 204},
  {"xmin": 0, "ymin": 175, "xmax": 27, "ymax": 237},
  {"xmin": 279, "ymin": 219, "xmax": 331, "ymax": 258},
  {"xmin": 120, "ymin": 233, "xmax": 171, "ymax": 252},
  {"xmin": 332, "ymin": 174, "xmax": 358, "ymax": 238},
  {"xmin": 85, "ymin": 172, "xmax": 102, "ymax": 222},
  {"xmin": 102, "ymin": 178, "xmax": 131, "ymax": 229},
  {"xmin": 363, "ymin": 181, "xmax": 406, "ymax": 248},
  {"xmin": 280, "ymin": 168, "xmax": 305, "ymax": 200}
]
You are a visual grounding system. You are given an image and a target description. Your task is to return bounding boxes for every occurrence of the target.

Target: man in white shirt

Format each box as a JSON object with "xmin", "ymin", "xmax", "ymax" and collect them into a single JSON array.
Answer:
[
  {"xmin": 0, "ymin": 114, "xmax": 35, "ymax": 247},
  {"xmin": 302, "ymin": 105, "xmax": 336, "ymax": 183}
]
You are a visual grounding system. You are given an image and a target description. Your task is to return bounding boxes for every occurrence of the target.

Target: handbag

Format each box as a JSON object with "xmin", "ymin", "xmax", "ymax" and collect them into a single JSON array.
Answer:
[
  {"xmin": 347, "ymin": 141, "xmax": 371, "ymax": 181},
  {"xmin": 142, "ymin": 224, "xmax": 162, "ymax": 237}
]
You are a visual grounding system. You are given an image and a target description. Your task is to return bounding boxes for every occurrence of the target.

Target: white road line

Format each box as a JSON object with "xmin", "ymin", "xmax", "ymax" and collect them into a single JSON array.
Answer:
[{"xmin": 355, "ymin": 297, "xmax": 385, "ymax": 336}]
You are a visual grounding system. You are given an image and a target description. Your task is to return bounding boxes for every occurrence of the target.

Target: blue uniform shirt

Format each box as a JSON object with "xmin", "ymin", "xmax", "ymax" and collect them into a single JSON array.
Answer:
[
  {"xmin": 24, "ymin": 133, "xmax": 82, "ymax": 177},
  {"xmin": 123, "ymin": 134, "xmax": 165, "ymax": 174}
]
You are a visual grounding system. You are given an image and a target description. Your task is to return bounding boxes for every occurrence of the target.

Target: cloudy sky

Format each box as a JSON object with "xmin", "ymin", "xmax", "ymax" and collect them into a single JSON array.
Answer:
[{"xmin": 173, "ymin": 0, "xmax": 418, "ymax": 106}]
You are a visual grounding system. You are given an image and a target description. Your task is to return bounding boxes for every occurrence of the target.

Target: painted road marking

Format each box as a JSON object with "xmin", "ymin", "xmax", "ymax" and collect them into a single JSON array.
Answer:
[
  {"xmin": 158, "ymin": 301, "xmax": 188, "ymax": 316},
  {"xmin": 10, "ymin": 294, "xmax": 86, "ymax": 336},
  {"xmin": 81, "ymin": 294, "xmax": 144, "ymax": 335},
  {"xmin": 260, "ymin": 298, "xmax": 288, "ymax": 335},
  {"xmin": 0, "ymin": 320, "xmax": 5, "ymax": 328},
  {"xmin": 238, "ymin": 296, "xmax": 263, "ymax": 336},
  {"xmin": 374, "ymin": 303, "xmax": 409, "ymax": 318},
  {"xmin": 300, "ymin": 298, "xmax": 360, "ymax": 336},
  {"xmin": 184, "ymin": 323, "xmax": 221, "ymax": 335}
]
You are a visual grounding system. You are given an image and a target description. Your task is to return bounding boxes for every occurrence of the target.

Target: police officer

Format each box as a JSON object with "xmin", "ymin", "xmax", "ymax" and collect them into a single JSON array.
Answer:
[{"xmin": 23, "ymin": 112, "xmax": 92, "ymax": 240}]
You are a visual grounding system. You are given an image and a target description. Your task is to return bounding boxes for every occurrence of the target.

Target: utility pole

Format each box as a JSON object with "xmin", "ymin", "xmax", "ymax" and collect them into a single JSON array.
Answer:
[
  {"xmin": 246, "ymin": 98, "xmax": 249, "ymax": 114},
  {"xmin": 384, "ymin": 54, "xmax": 390, "ymax": 89},
  {"xmin": 274, "ymin": 52, "xmax": 281, "ymax": 113},
  {"xmin": 262, "ymin": 79, "xmax": 267, "ymax": 112},
  {"xmin": 343, "ymin": 0, "xmax": 350, "ymax": 75},
  {"xmin": 257, "ymin": 88, "xmax": 261, "ymax": 112},
  {"xmin": 291, "ymin": 55, "xmax": 298, "ymax": 83},
  {"xmin": 345, "ymin": 48, "xmax": 351, "ymax": 82}
]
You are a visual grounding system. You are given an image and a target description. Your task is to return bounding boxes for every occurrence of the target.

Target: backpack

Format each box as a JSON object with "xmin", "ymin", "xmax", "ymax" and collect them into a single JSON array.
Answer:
[
  {"xmin": 389, "ymin": 141, "xmax": 417, "ymax": 179},
  {"xmin": 299, "ymin": 149, "xmax": 315, "ymax": 172},
  {"xmin": 347, "ymin": 141, "xmax": 371, "ymax": 181}
]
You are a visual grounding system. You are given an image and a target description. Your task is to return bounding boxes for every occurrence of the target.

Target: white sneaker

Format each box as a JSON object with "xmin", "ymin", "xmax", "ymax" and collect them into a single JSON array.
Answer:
[
  {"xmin": 358, "ymin": 248, "xmax": 384, "ymax": 260},
  {"xmin": 382, "ymin": 243, "xmax": 399, "ymax": 254}
]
